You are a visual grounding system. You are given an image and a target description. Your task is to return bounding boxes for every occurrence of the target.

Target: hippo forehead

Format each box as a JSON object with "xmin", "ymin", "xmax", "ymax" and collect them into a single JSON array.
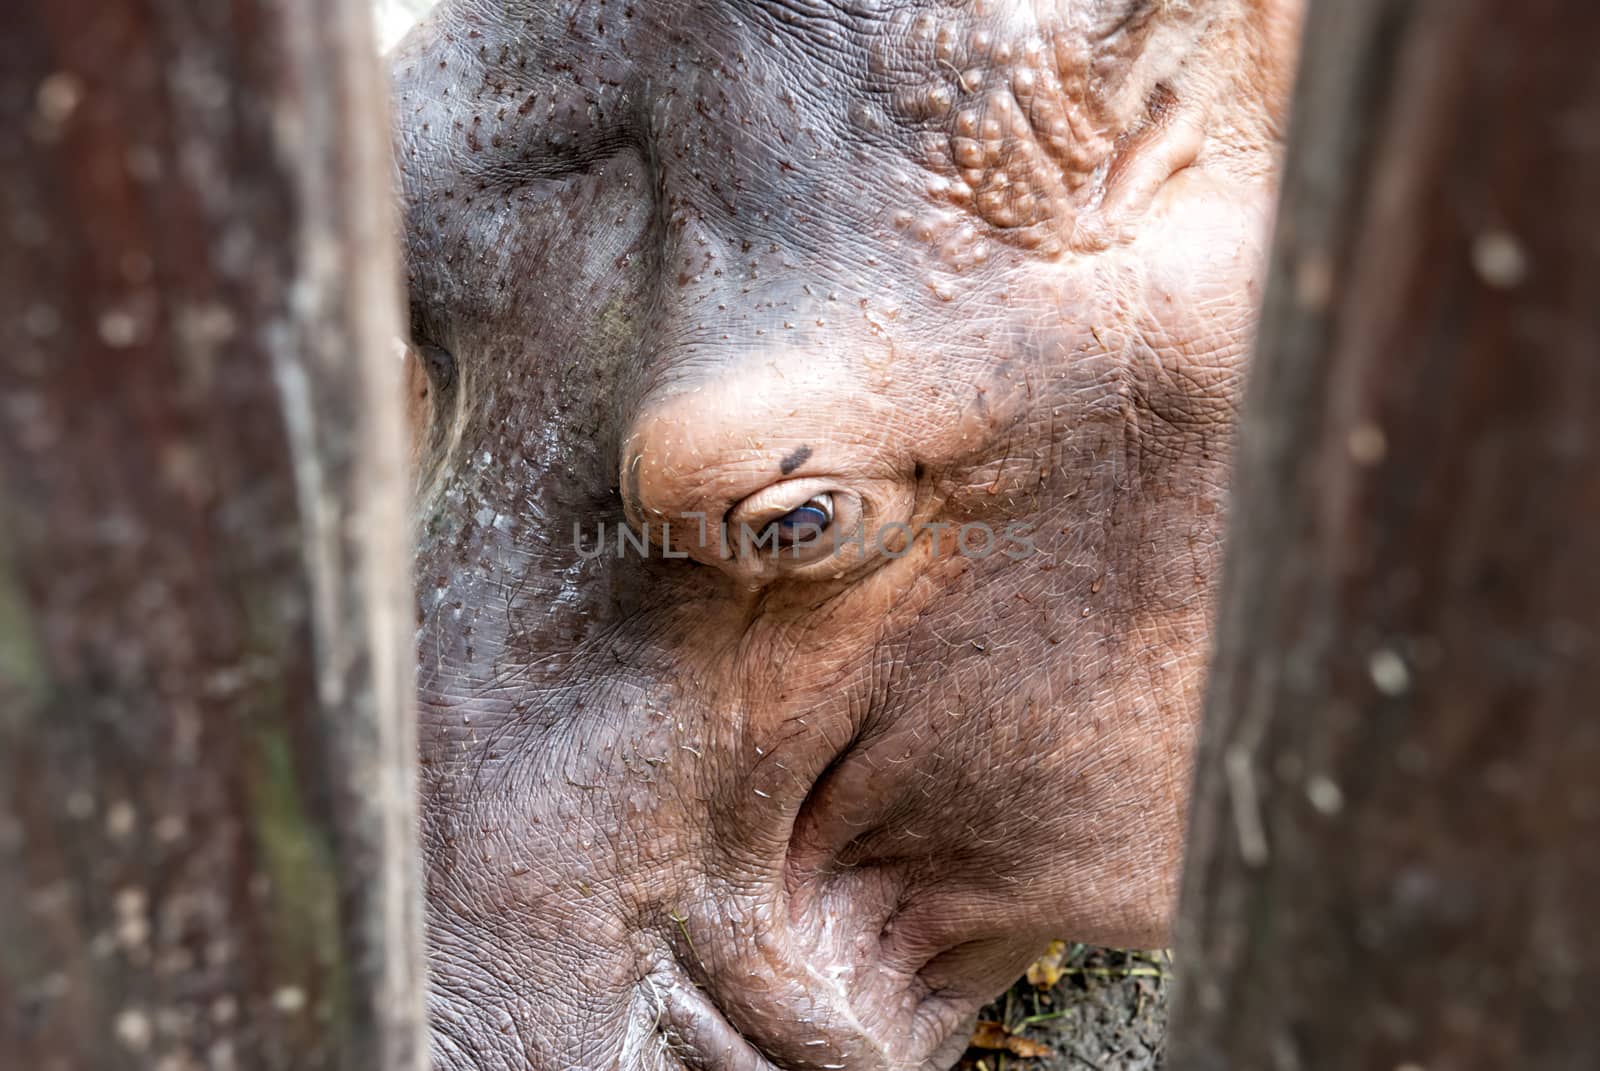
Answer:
[{"xmin": 407, "ymin": 0, "xmax": 1211, "ymax": 258}]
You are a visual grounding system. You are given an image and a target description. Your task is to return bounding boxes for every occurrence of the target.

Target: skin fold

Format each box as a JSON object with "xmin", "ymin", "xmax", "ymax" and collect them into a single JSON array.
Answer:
[{"xmin": 391, "ymin": 1, "xmax": 1302, "ymax": 1068}]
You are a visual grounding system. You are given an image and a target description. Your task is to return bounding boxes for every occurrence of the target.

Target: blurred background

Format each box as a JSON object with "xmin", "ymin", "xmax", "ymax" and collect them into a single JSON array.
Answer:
[{"xmin": 375, "ymin": 0, "xmax": 438, "ymax": 50}]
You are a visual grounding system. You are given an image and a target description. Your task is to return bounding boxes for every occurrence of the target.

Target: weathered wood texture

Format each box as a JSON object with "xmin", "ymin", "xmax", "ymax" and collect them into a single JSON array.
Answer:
[
  {"xmin": 1170, "ymin": 2, "xmax": 1600, "ymax": 1069},
  {"xmin": 0, "ymin": 2, "xmax": 425, "ymax": 1069}
]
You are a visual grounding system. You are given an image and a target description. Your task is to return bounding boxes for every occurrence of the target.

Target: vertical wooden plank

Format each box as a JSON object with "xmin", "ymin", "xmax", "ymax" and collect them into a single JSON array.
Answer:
[
  {"xmin": 0, "ymin": 2, "xmax": 425, "ymax": 1069},
  {"xmin": 1170, "ymin": 2, "xmax": 1600, "ymax": 1069}
]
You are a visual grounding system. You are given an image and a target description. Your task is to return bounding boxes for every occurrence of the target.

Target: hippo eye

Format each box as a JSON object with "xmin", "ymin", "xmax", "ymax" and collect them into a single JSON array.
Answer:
[
  {"xmin": 415, "ymin": 341, "xmax": 456, "ymax": 391},
  {"xmin": 724, "ymin": 479, "xmax": 867, "ymax": 577},
  {"xmin": 764, "ymin": 494, "xmax": 834, "ymax": 546}
]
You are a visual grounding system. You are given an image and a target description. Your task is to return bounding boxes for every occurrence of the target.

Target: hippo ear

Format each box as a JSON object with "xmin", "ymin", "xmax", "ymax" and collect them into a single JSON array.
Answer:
[
  {"xmin": 1098, "ymin": 0, "xmax": 1304, "ymax": 225},
  {"xmin": 1097, "ymin": 83, "xmax": 1206, "ymax": 226}
]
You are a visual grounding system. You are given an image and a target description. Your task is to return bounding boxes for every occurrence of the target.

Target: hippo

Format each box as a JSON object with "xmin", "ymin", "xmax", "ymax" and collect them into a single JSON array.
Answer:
[{"xmin": 391, "ymin": 1, "xmax": 1301, "ymax": 1067}]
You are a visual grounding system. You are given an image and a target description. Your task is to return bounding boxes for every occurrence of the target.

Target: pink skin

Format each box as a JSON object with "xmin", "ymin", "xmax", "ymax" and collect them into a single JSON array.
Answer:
[{"xmin": 393, "ymin": 1, "xmax": 1302, "ymax": 1068}]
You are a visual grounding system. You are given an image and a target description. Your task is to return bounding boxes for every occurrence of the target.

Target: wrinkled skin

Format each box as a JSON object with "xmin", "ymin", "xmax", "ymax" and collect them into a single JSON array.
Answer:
[{"xmin": 392, "ymin": 1, "xmax": 1301, "ymax": 1068}]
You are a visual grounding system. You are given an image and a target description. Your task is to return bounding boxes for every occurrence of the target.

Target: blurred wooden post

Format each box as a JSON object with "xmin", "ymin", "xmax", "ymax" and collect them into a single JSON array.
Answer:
[
  {"xmin": 0, "ymin": 2, "xmax": 425, "ymax": 1069},
  {"xmin": 1170, "ymin": 2, "xmax": 1600, "ymax": 1069}
]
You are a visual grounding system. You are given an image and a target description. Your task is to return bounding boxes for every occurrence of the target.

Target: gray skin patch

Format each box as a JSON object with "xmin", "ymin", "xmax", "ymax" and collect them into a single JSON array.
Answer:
[{"xmin": 779, "ymin": 444, "xmax": 812, "ymax": 475}]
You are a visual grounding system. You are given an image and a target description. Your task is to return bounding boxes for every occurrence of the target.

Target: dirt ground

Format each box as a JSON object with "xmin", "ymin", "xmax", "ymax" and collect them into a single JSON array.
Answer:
[{"xmin": 957, "ymin": 946, "xmax": 1171, "ymax": 1071}]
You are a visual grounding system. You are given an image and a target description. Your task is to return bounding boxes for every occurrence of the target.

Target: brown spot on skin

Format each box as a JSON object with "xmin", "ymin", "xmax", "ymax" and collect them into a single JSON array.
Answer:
[{"xmin": 779, "ymin": 444, "xmax": 812, "ymax": 475}]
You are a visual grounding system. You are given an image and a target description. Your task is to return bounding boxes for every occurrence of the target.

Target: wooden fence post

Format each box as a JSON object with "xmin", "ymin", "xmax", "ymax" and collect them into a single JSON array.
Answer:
[
  {"xmin": 1170, "ymin": 2, "xmax": 1600, "ymax": 1069},
  {"xmin": 0, "ymin": 2, "xmax": 425, "ymax": 1068}
]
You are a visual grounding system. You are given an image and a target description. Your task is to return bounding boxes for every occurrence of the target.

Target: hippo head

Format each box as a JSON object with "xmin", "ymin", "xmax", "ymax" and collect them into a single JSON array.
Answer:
[{"xmin": 392, "ymin": 1, "xmax": 1299, "ymax": 1067}]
